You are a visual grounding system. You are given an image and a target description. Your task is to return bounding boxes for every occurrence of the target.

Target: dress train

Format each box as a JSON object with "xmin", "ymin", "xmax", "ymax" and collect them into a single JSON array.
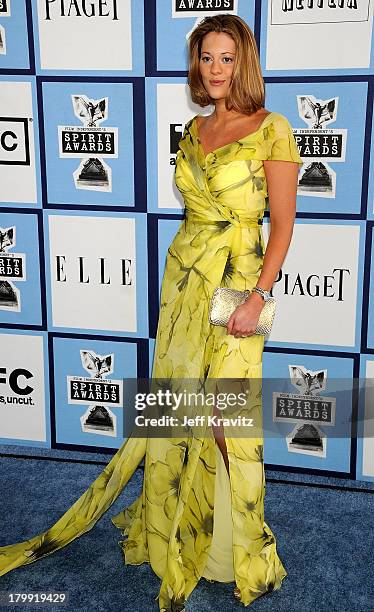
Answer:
[{"xmin": 0, "ymin": 435, "xmax": 146, "ymax": 576}]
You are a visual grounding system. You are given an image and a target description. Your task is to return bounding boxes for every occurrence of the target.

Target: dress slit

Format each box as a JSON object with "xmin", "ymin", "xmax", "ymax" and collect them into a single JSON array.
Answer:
[{"xmin": 202, "ymin": 441, "xmax": 235, "ymax": 583}]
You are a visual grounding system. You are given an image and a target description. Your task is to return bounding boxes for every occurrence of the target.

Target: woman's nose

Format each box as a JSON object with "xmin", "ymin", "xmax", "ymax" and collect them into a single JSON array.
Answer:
[{"xmin": 210, "ymin": 60, "xmax": 222, "ymax": 74}]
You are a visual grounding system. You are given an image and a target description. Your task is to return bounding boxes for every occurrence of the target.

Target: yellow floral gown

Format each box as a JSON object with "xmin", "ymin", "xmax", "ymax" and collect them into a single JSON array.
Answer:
[{"xmin": 0, "ymin": 111, "xmax": 302, "ymax": 611}]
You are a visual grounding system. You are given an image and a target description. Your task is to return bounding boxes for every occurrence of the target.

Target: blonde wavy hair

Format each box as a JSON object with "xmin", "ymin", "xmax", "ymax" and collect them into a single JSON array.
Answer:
[{"xmin": 188, "ymin": 14, "xmax": 265, "ymax": 115}]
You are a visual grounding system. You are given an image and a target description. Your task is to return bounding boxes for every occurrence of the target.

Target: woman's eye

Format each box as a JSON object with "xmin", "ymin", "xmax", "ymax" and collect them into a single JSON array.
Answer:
[{"xmin": 200, "ymin": 56, "xmax": 233, "ymax": 63}]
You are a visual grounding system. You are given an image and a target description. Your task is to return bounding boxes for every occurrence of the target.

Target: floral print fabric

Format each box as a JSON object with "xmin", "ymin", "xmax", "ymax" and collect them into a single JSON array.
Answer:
[{"xmin": 0, "ymin": 112, "xmax": 302, "ymax": 611}]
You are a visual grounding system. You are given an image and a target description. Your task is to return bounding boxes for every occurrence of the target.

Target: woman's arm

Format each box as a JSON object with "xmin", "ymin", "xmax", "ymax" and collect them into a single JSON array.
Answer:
[
  {"xmin": 255, "ymin": 158, "xmax": 299, "ymax": 291},
  {"xmin": 226, "ymin": 160, "xmax": 299, "ymax": 337}
]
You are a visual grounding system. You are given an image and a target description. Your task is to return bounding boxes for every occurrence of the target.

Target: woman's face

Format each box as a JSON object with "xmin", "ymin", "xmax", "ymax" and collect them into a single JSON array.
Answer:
[{"xmin": 199, "ymin": 31, "xmax": 236, "ymax": 102}]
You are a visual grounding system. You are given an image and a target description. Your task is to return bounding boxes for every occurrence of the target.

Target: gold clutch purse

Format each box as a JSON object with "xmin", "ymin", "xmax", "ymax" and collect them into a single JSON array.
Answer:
[{"xmin": 208, "ymin": 287, "xmax": 276, "ymax": 335}]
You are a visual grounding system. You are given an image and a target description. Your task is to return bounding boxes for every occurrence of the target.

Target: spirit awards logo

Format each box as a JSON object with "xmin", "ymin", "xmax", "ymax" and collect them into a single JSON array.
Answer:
[
  {"xmin": 172, "ymin": 0, "xmax": 238, "ymax": 40},
  {"xmin": 43, "ymin": 0, "xmax": 118, "ymax": 20},
  {"xmin": 58, "ymin": 94, "xmax": 118, "ymax": 192},
  {"xmin": 0, "ymin": 0, "xmax": 10, "ymax": 14},
  {"xmin": 273, "ymin": 365, "xmax": 336, "ymax": 458},
  {"xmin": 67, "ymin": 349, "xmax": 123, "ymax": 437},
  {"xmin": 0, "ymin": 226, "xmax": 26, "ymax": 312},
  {"xmin": 0, "ymin": 25, "xmax": 5, "ymax": 55},
  {"xmin": 0, "ymin": 0, "xmax": 10, "ymax": 55},
  {"xmin": 293, "ymin": 95, "xmax": 347, "ymax": 198}
]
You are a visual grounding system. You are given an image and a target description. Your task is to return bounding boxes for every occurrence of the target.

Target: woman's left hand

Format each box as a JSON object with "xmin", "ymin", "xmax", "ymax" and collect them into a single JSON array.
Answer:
[{"xmin": 226, "ymin": 291, "xmax": 265, "ymax": 338}]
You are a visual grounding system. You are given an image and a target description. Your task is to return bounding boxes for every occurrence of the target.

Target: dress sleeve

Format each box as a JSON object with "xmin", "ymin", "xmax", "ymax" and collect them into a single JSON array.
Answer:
[
  {"xmin": 267, "ymin": 114, "xmax": 303, "ymax": 167},
  {"xmin": 176, "ymin": 116, "xmax": 195, "ymax": 159}
]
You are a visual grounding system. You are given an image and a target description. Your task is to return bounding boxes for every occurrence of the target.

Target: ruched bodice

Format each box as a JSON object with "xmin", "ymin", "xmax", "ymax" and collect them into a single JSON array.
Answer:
[{"xmin": 175, "ymin": 111, "xmax": 302, "ymax": 227}]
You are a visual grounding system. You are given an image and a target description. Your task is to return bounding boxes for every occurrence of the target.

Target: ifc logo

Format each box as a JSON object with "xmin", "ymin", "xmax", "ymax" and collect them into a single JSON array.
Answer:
[{"xmin": 0, "ymin": 118, "xmax": 30, "ymax": 166}]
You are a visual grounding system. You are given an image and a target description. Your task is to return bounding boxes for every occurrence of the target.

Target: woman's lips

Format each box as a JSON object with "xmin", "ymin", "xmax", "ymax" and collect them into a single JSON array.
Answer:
[{"xmin": 209, "ymin": 80, "xmax": 225, "ymax": 85}]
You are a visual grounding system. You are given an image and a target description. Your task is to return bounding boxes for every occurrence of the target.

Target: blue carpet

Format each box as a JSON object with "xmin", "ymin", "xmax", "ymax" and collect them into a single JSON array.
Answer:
[{"xmin": 0, "ymin": 447, "xmax": 373, "ymax": 612}]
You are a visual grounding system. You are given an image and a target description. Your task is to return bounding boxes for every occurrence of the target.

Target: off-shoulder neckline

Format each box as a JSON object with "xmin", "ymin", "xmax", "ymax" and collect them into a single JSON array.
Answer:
[{"xmin": 192, "ymin": 111, "xmax": 276, "ymax": 159}]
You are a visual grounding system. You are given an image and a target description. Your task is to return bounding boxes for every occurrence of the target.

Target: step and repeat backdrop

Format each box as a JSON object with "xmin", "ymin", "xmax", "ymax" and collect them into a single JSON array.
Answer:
[{"xmin": 1, "ymin": 0, "xmax": 374, "ymax": 482}]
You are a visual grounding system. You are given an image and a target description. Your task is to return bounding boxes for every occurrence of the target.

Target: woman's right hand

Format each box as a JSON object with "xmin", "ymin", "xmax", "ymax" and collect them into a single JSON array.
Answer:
[{"xmin": 226, "ymin": 292, "xmax": 264, "ymax": 338}]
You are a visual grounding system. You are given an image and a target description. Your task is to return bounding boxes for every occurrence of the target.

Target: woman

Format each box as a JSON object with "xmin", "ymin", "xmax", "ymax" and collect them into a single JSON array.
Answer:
[{"xmin": 0, "ymin": 14, "xmax": 302, "ymax": 612}]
